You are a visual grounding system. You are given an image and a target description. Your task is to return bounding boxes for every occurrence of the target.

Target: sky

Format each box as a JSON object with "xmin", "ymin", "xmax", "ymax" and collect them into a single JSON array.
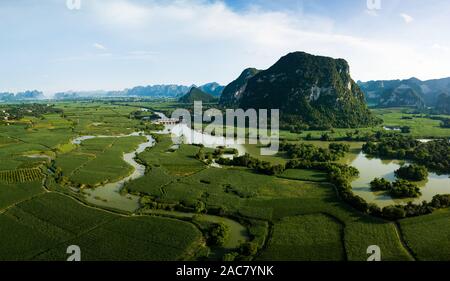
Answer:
[{"xmin": 1, "ymin": 0, "xmax": 450, "ymax": 96}]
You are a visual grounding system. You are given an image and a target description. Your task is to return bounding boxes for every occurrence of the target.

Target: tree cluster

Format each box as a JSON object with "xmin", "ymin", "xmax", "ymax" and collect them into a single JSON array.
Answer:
[
  {"xmin": 394, "ymin": 164, "xmax": 428, "ymax": 181},
  {"xmin": 370, "ymin": 178, "xmax": 422, "ymax": 198},
  {"xmin": 363, "ymin": 135, "xmax": 450, "ymax": 174}
]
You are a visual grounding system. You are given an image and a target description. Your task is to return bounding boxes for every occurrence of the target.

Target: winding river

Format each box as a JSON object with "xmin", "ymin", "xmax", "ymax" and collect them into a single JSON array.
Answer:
[
  {"xmin": 72, "ymin": 132, "xmax": 155, "ymax": 212},
  {"xmin": 70, "ymin": 114, "xmax": 250, "ymax": 248}
]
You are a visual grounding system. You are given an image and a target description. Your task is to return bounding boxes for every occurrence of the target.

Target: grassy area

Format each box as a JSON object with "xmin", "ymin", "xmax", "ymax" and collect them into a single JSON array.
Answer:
[
  {"xmin": 0, "ymin": 168, "xmax": 43, "ymax": 183},
  {"xmin": 128, "ymin": 135, "xmax": 415, "ymax": 260},
  {"xmin": 278, "ymin": 169, "xmax": 328, "ymax": 182},
  {"xmin": 56, "ymin": 136, "xmax": 145, "ymax": 186},
  {"xmin": 55, "ymin": 102, "xmax": 142, "ymax": 135},
  {"xmin": 1, "ymin": 101, "xmax": 449, "ymax": 261},
  {"xmin": 373, "ymin": 108, "xmax": 450, "ymax": 138},
  {"xmin": 0, "ymin": 180, "xmax": 45, "ymax": 210},
  {"xmin": 345, "ymin": 219, "xmax": 413, "ymax": 261},
  {"xmin": 399, "ymin": 209, "xmax": 450, "ymax": 261},
  {"xmin": 0, "ymin": 193, "xmax": 204, "ymax": 261},
  {"xmin": 258, "ymin": 214, "xmax": 345, "ymax": 261},
  {"xmin": 136, "ymin": 134, "xmax": 207, "ymax": 177}
]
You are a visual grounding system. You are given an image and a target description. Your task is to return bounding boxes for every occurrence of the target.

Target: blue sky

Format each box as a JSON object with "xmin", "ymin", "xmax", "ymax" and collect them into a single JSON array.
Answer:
[{"xmin": 1, "ymin": 0, "xmax": 450, "ymax": 95}]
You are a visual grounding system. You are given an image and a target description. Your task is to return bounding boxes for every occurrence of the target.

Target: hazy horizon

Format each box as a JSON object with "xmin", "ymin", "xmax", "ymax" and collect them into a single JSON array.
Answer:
[{"xmin": 2, "ymin": 0, "xmax": 450, "ymax": 95}]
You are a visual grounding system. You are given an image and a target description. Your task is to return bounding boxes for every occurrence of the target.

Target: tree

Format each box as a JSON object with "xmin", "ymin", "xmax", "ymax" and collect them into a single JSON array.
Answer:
[
  {"xmin": 209, "ymin": 223, "xmax": 229, "ymax": 246},
  {"xmin": 195, "ymin": 149, "xmax": 205, "ymax": 161},
  {"xmin": 239, "ymin": 242, "xmax": 258, "ymax": 256},
  {"xmin": 370, "ymin": 178, "xmax": 391, "ymax": 191},
  {"xmin": 321, "ymin": 133, "xmax": 331, "ymax": 141},
  {"xmin": 395, "ymin": 164, "xmax": 428, "ymax": 181},
  {"xmin": 194, "ymin": 201, "xmax": 206, "ymax": 213},
  {"xmin": 390, "ymin": 180, "xmax": 422, "ymax": 198},
  {"xmin": 382, "ymin": 206, "xmax": 406, "ymax": 220}
]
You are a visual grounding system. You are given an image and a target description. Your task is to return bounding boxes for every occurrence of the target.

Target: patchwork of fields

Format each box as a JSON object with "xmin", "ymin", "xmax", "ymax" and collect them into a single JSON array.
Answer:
[
  {"xmin": 56, "ymin": 136, "xmax": 145, "ymax": 186},
  {"xmin": 0, "ymin": 193, "xmax": 204, "ymax": 261},
  {"xmin": 124, "ymin": 135, "xmax": 415, "ymax": 261},
  {"xmin": 0, "ymin": 102, "xmax": 449, "ymax": 261}
]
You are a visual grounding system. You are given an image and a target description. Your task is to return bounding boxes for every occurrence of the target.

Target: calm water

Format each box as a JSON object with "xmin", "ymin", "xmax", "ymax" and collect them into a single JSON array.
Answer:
[
  {"xmin": 301, "ymin": 141, "xmax": 450, "ymax": 207},
  {"xmin": 341, "ymin": 150, "xmax": 450, "ymax": 207}
]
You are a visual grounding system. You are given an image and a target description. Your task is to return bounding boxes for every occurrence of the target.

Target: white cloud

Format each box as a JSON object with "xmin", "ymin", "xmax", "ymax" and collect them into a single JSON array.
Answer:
[
  {"xmin": 432, "ymin": 43, "xmax": 450, "ymax": 52},
  {"xmin": 93, "ymin": 43, "xmax": 107, "ymax": 50},
  {"xmin": 400, "ymin": 13, "xmax": 414, "ymax": 24},
  {"xmin": 84, "ymin": 0, "xmax": 446, "ymax": 81},
  {"xmin": 92, "ymin": 0, "xmax": 150, "ymax": 27}
]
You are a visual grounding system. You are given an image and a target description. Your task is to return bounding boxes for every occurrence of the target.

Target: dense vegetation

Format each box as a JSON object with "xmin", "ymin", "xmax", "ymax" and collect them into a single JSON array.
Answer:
[
  {"xmin": 221, "ymin": 52, "xmax": 379, "ymax": 128},
  {"xmin": 370, "ymin": 177, "xmax": 423, "ymax": 199},
  {"xmin": 217, "ymin": 153, "xmax": 285, "ymax": 176},
  {"xmin": 390, "ymin": 180, "xmax": 422, "ymax": 198},
  {"xmin": 436, "ymin": 93, "xmax": 450, "ymax": 115},
  {"xmin": 441, "ymin": 118, "xmax": 450, "ymax": 128},
  {"xmin": 1, "ymin": 100, "xmax": 449, "ymax": 261},
  {"xmin": 363, "ymin": 135, "xmax": 450, "ymax": 174},
  {"xmin": 219, "ymin": 68, "xmax": 261, "ymax": 107},
  {"xmin": 0, "ymin": 103, "xmax": 63, "ymax": 121},
  {"xmin": 394, "ymin": 164, "xmax": 428, "ymax": 181},
  {"xmin": 280, "ymin": 141, "xmax": 349, "ymax": 161}
]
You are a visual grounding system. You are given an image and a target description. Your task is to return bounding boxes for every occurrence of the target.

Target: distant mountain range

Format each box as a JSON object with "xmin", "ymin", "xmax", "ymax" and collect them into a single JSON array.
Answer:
[
  {"xmin": 358, "ymin": 77, "xmax": 450, "ymax": 110},
  {"xmin": 220, "ymin": 52, "xmax": 377, "ymax": 128},
  {"xmin": 0, "ymin": 83, "xmax": 224, "ymax": 101},
  {"xmin": 1, "ymin": 56, "xmax": 449, "ymax": 117},
  {"xmin": 53, "ymin": 83, "xmax": 225, "ymax": 100},
  {"xmin": 0, "ymin": 90, "xmax": 44, "ymax": 102}
]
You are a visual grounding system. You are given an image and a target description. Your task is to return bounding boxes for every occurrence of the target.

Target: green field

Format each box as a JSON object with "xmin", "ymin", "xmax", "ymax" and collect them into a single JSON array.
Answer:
[
  {"xmin": 0, "ymin": 168, "xmax": 43, "ymax": 184},
  {"xmin": 0, "ymin": 193, "xmax": 204, "ymax": 261},
  {"xmin": 0, "ymin": 180, "xmax": 45, "ymax": 210},
  {"xmin": 399, "ymin": 209, "xmax": 450, "ymax": 261},
  {"xmin": 258, "ymin": 214, "xmax": 345, "ymax": 261},
  {"xmin": 278, "ymin": 169, "xmax": 328, "ymax": 182},
  {"xmin": 126, "ymin": 137, "xmax": 416, "ymax": 261},
  {"xmin": 56, "ymin": 136, "xmax": 145, "ymax": 186},
  {"xmin": 374, "ymin": 108, "xmax": 450, "ymax": 138},
  {"xmin": 1, "ymin": 101, "xmax": 449, "ymax": 261}
]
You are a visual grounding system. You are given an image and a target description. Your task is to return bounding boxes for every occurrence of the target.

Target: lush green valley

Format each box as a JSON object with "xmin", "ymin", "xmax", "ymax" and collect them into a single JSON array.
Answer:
[{"xmin": 1, "ymin": 101, "xmax": 449, "ymax": 261}]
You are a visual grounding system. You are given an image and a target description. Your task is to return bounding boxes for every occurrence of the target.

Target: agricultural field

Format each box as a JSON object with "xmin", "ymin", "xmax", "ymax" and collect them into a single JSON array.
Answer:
[
  {"xmin": 55, "ymin": 136, "xmax": 145, "ymax": 186},
  {"xmin": 55, "ymin": 102, "xmax": 143, "ymax": 136},
  {"xmin": 0, "ymin": 180, "xmax": 45, "ymax": 210},
  {"xmin": 125, "ymin": 136, "xmax": 417, "ymax": 261},
  {"xmin": 0, "ymin": 193, "xmax": 204, "ymax": 261},
  {"xmin": 258, "ymin": 214, "xmax": 345, "ymax": 261},
  {"xmin": 0, "ymin": 101, "xmax": 449, "ymax": 261},
  {"xmin": 373, "ymin": 108, "xmax": 450, "ymax": 138},
  {"xmin": 399, "ymin": 209, "xmax": 450, "ymax": 261},
  {"xmin": 135, "ymin": 134, "xmax": 207, "ymax": 177},
  {"xmin": 0, "ymin": 168, "xmax": 43, "ymax": 184},
  {"xmin": 278, "ymin": 169, "xmax": 328, "ymax": 182}
]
